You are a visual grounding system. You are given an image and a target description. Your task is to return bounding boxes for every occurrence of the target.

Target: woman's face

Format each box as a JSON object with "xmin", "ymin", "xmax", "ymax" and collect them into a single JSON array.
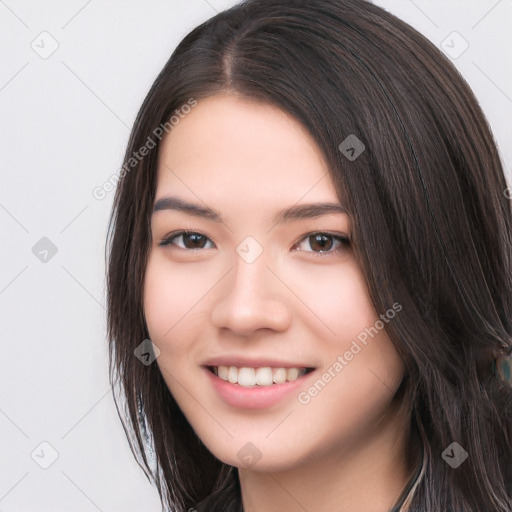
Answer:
[{"xmin": 144, "ymin": 93, "xmax": 405, "ymax": 472}]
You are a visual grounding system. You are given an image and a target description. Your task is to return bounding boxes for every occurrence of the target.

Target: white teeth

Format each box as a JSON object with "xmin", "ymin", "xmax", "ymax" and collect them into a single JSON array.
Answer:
[
  {"xmin": 214, "ymin": 365, "xmax": 308, "ymax": 387},
  {"xmin": 238, "ymin": 367, "xmax": 256, "ymax": 387},
  {"xmin": 228, "ymin": 366, "xmax": 238, "ymax": 384},
  {"xmin": 273, "ymin": 368, "xmax": 287, "ymax": 384},
  {"xmin": 286, "ymin": 368, "xmax": 299, "ymax": 381},
  {"xmin": 218, "ymin": 365, "xmax": 229, "ymax": 380},
  {"xmin": 255, "ymin": 367, "xmax": 273, "ymax": 386}
]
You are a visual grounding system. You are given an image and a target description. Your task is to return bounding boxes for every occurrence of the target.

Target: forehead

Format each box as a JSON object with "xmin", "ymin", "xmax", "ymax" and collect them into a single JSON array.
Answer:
[{"xmin": 155, "ymin": 94, "xmax": 339, "ymax": 204}]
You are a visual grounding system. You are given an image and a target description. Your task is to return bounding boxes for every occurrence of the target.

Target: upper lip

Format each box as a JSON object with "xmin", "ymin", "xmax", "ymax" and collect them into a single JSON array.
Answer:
[{"xmin": 202, "ymin": 355, "xmax": 316, "ymax": 369}]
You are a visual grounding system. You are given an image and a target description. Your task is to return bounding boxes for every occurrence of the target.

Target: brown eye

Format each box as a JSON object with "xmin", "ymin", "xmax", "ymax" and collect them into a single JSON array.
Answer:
[
  {"xmin": 309, "ymin": 233, "xmax": 333, "ymax": 251},
  {"xmin": 159, "ymin": 231, "xmax": 215, "ymax": 250},
  {"xmin": 295, "ymin": 232, "xmax": 350, "ymax": 256}
]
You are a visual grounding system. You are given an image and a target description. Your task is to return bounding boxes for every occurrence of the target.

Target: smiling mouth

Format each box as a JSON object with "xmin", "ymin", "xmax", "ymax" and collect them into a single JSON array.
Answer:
[{"xmin": 207, "ymin": 365, "xmax": 315, "ymax": 387}]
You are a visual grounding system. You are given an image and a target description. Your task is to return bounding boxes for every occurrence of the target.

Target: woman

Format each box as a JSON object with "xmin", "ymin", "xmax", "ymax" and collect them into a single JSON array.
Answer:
[{"xmin": 106, "ymin": 0, "xmax": 512, "ymax": 510}]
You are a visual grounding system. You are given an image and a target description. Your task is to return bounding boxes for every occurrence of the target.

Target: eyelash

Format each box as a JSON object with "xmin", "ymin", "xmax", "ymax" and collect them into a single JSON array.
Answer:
[{"xmin": 158, "ymin": 230, "xmax": 351, "ymax": 257}]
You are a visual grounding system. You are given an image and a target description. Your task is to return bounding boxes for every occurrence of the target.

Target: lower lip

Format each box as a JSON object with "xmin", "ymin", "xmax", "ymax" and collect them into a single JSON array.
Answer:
[{"xmin": 204, "ymin": 367, "xmax": 315, "ymax": 409}]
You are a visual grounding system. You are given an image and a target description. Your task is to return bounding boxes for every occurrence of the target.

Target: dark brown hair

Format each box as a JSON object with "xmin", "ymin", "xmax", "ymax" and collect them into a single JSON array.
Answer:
[{"xmin": 106, "ymin": 0, "xmax": 512, "ymax": 510}]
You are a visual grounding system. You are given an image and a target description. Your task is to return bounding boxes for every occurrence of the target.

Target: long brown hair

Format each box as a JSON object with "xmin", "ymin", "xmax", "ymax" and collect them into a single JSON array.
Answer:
[{"xmin": 106, "ymin": 0, "xmax": 512, "ymax": 510}]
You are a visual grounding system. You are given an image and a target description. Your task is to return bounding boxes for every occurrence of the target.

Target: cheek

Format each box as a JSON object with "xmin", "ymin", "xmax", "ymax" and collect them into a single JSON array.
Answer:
[
  {"xmin": 143, "ymin": 254, "xmax": 203, "ymax": 396},
  {"xmin": 143, "ymin": 252, "xmax": 208, "ymax": 341},
  {"xmin": 143, "ymin": 257, "xmax": 175, "ymax": 340},
  {"xmin": 288, "ymin": 259, "xmax": 378, "ymax": 341},
  {"xmin": 293, "ymin": 262, "xmax": 405, "ymax": 414},
  {"xmin": 297, "ymin": 331, "xmax": 404, "ymax": 451}
]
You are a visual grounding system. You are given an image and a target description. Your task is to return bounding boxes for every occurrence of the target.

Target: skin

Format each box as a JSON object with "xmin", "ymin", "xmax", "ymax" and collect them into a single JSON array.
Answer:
[{"xmin": 143, "ymin": 93, "xmax": 417, "ymax": 512}]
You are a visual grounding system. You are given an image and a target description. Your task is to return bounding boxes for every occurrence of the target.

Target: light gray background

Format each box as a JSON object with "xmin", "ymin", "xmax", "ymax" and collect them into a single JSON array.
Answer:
[{"xmin": 1, "ymin": 1, "xmax": 511, "ymax": 511}]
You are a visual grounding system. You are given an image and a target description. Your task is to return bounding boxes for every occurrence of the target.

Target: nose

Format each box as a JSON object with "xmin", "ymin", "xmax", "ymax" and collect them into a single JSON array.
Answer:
[{"xmin": 210, "ymin": 250, "xmax": 292, "ymax": 337}]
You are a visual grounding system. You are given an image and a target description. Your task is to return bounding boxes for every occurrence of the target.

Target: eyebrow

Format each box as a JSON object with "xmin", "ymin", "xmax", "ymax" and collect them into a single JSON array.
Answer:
[{"xmin": 152, "ymin": 196, "xmax": 347, "ymax": 224}]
